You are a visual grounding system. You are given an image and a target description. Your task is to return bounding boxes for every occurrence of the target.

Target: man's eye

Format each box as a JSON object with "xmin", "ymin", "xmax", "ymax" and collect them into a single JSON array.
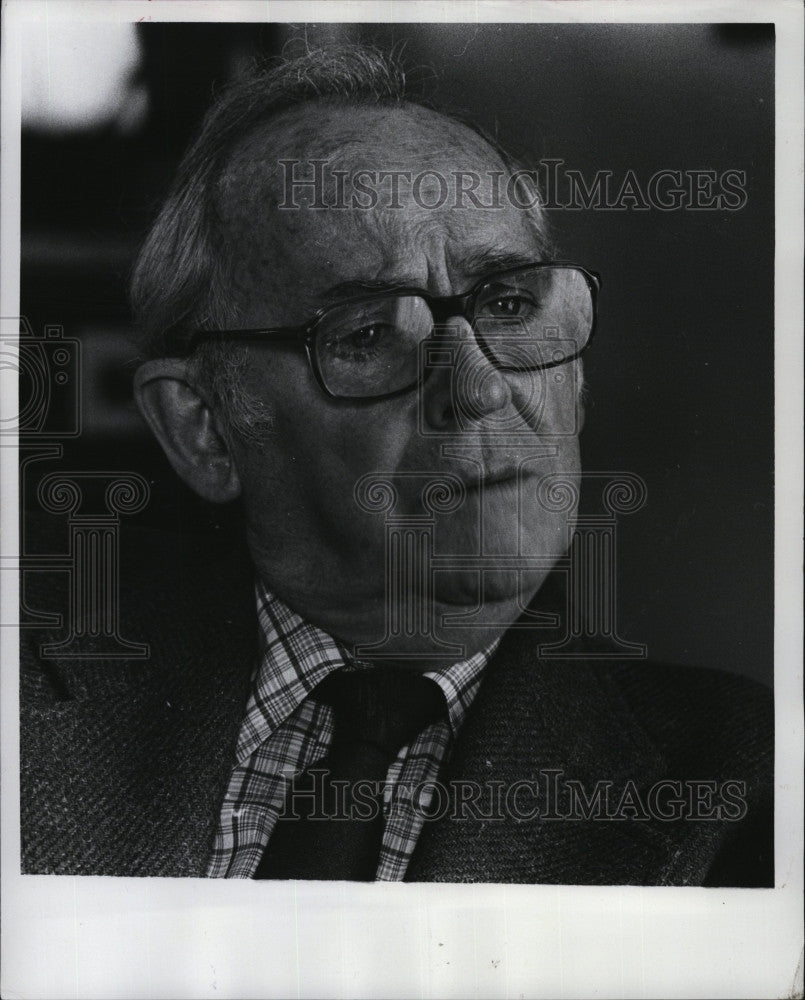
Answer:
[
  {"xmin": 478, "ymin": 293, "xmax": 538, "ymax": 318},
  {"xmin": 326, "ymin": 323, "xmax": 390, "ymax": 361}
]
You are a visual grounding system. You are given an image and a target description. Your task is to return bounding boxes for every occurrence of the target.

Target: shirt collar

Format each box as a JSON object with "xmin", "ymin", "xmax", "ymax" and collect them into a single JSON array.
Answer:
[
  {"xmin": 237, "ymin": 579, "xmax": 499, "ymax": 764},
  {"xmin": 423, "ymin": 653, "xmax": 496, "ymax": 737}
]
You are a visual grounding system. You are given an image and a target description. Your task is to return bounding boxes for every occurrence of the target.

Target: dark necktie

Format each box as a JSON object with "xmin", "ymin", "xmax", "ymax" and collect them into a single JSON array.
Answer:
[{"xmin": 254, "ymin": 668, "xmax": 446, "ymax": 881}]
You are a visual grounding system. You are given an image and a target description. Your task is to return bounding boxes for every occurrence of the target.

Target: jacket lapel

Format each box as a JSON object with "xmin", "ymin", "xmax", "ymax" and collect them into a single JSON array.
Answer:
[{"xmin": 407, "ymin": 627, "xmax": 675, "ymax": 883}]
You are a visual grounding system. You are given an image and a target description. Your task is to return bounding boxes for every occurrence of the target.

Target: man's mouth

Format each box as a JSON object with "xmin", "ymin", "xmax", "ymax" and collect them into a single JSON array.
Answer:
[
  {"xmin": 467, "ymin": 467, "xmax": 535, "ymax": 489},
  {"xmin": 481, "ymin": 469, "xmax": 518, "ymax": 486}
]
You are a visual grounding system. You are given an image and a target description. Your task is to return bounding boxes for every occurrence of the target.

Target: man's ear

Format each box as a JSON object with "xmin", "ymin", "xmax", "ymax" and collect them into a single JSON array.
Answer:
[{"xmin": 133, "ymin": 359, "xmax": 241, "ymax": 503}]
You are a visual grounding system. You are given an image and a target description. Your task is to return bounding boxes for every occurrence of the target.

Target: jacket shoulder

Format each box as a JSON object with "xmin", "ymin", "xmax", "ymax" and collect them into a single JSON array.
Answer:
[
  {"xmin": 605, "ymin": 660, "xmax": 773, "ymax": 771},
  {"xmin": 20, "ymin": 515, "xmax": 255, "ymax": 703},
  {"xmin": 19, "ymin": 516, "xmax": 256, "ymax": 875}
]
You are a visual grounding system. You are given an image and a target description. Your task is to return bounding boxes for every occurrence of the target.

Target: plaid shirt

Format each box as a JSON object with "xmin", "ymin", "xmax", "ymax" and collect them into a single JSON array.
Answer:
[{"xmin": 207, "ymin": 580, "xmax": 495, "ymax": 880}]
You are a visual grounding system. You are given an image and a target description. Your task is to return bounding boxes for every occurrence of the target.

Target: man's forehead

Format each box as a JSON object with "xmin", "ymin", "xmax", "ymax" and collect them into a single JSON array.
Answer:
[
  {"xmin": 218, "ymin": 101, "xmax": 507, "ymax": 191},
  {"xmin": 214, "ymin": 101, "xmax": 538, "ymax": 320}
]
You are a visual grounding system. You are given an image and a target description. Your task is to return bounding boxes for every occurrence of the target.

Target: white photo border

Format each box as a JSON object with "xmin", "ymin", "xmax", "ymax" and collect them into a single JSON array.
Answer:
[{"xmin": 1, "ymin": 2, "xmax": 802, "ymax": 998}]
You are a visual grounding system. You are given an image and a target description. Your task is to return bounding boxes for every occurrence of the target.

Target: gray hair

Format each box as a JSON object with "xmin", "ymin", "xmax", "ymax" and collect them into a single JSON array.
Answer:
[{"xmin": 130, "ymin": 43, "xmax": 552, "ymax": 443}]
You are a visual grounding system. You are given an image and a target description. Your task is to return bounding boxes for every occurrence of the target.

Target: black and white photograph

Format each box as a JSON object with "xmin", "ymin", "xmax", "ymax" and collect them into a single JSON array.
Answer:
[{"xmin": 1, "ymin": 2, "xmax": 802, "ymax": 997}]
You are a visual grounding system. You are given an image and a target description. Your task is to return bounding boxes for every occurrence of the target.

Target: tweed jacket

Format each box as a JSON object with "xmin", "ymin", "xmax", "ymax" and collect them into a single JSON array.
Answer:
[{"xmin": 20, "ymin": 520, "xmax": 773, "ymax": 885}]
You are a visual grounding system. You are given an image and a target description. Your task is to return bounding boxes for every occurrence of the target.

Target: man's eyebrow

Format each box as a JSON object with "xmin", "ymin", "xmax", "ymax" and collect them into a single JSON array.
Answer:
[
  {"xmin": 461, "ymin": 247, "xmax": 541, "ymax": 276},
  {"xmin": 319, "ymin": 277, "xmax": 421, "ymax": 301},
  {"xmin": 317, "ymin": 249, "xmax": 540, "ymax": 302}
]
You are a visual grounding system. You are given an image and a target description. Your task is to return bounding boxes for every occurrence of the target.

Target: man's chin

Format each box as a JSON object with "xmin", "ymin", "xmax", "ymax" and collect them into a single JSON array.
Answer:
[{"xmin": 433, "ymin": 567, "xmax": 550, "ymax": 612}]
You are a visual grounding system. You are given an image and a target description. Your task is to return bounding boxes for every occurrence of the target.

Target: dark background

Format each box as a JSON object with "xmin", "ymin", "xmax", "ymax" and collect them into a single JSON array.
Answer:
[{"xmin": 20, "ymin": 22, "xmax": 774, "ymax": 684}]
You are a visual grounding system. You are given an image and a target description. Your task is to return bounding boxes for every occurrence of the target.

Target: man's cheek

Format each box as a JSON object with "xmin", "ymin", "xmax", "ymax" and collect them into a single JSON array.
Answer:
[
  {"xmin": 508, "ymin": 363, "xmax": 581, "ymax": 437},
  {"xmin": 332, "ymin": 409, "xmax": 419, "ymax": 477}
]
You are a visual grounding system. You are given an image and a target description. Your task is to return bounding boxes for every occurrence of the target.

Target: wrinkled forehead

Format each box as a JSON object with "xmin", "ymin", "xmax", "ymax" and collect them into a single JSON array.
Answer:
[
  {"xmin": 217, "ymin": 101, "xmax": 510, "ymax": 202},
  {"xmin": 213, "ymin": 102, "xmax": 538, "ymax": 319}
]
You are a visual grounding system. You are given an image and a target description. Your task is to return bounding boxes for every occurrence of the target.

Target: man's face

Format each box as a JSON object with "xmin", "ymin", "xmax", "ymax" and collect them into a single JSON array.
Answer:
[{"xmin": 215, "ymin": 102, "xmax": 581, "ymax": 644}]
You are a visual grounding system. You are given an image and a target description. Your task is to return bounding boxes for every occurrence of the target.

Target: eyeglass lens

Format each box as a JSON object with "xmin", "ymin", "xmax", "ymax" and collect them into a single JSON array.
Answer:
[{"xmin": 314, "ymin": 265, "xmax": 593, "ymax": 399}]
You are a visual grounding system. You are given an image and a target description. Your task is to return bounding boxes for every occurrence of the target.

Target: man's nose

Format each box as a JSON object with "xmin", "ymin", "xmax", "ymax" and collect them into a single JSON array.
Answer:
[{"xmin": 422, "ymin": 317, "xmax": 512, "ymax": 431}]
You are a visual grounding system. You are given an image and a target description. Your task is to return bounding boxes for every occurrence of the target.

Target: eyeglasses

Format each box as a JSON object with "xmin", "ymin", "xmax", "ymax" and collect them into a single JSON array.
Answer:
[{"xmin": 175, "ymin": 262, "xmax": 600, "ymax": 401}]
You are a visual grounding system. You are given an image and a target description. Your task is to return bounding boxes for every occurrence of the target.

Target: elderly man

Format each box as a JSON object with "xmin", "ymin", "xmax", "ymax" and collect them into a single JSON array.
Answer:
[{"xmin": 20, "ymin": 46, "xmax": 772, "ymax": 884}]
